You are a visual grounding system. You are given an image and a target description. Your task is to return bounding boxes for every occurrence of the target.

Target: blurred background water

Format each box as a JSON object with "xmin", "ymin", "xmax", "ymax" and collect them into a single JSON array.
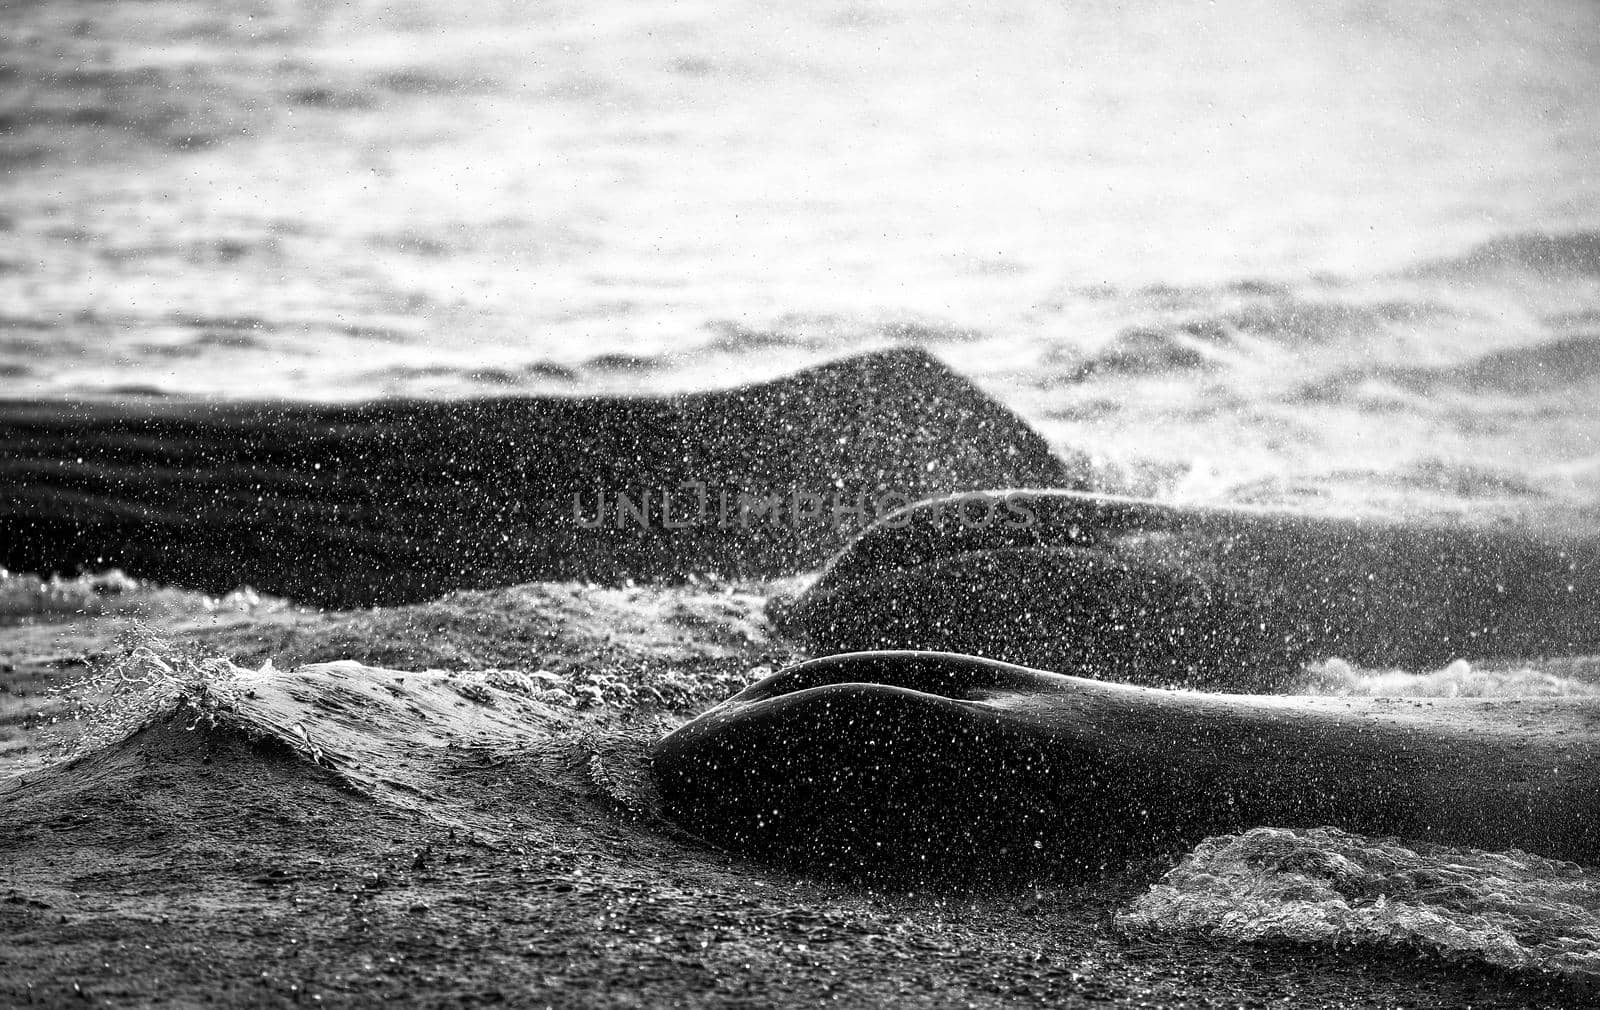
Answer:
[{"xmin": 3, "ymin": 0, "xmax": 1598, "ymax": 520}]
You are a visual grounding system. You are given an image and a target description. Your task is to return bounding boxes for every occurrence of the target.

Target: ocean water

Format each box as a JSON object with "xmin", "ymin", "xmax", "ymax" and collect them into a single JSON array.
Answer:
[{"xmin": 3, "ymin": 0, "xmax": 1599, "ymax": 520}]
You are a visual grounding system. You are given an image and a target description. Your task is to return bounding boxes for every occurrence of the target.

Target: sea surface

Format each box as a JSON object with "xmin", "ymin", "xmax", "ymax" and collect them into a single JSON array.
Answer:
[
  {"xmin": 3, "ymin": 0, "xmax": 1599, "ymax": 521},
  {"xmin": 4, "ymin": 8, "xmax": 1600, "ymax": 988}
]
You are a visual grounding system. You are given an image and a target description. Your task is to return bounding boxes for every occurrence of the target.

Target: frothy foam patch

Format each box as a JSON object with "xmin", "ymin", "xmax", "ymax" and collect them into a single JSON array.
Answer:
[
  {"xmin": 1290, "ymin": 657, "xmax": 1600, "ymax": 697},
  {"xmin": 1118, "ymin": 825, "xmax": 1600, "ymax": 983},
  {"xmin": 0, "ymin": 569, "xmax": 289, "ymax": 623}
]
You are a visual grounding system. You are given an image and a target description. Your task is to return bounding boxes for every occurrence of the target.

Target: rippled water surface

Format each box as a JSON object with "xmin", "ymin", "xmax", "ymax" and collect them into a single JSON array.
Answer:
[{"xmin": 3, "ymin": 0, "xmax": 1598, "ymax": 519}]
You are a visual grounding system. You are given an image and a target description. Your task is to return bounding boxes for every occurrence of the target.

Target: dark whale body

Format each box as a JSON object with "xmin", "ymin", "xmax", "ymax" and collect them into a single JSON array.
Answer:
[
  {"xmin": 774, "ymin": 489, "xmax": 1600, "ymax": 690},
  {"xmin": 650, "ymin": 651, "xmax": 1600, "ymax": 886},
  {"xmin": 0, "ymin": 350, "xmax": 1081, "ymax": 607}
]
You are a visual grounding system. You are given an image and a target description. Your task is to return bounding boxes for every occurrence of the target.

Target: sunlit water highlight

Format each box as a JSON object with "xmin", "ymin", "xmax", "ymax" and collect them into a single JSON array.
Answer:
[{"xmin": 2, "ymin": 0, "xmax": 1598, "ymax": 518}]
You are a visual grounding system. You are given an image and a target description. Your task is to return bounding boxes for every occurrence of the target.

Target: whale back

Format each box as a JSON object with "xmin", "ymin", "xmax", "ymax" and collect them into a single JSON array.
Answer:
[
  {"xmin": 651, "ymin": 652, "xmax": 1600, "ymax": 886},
  {"xmin": 0, "ymin": 349, "xmax": 1083, "ymax": 606},
  {"xmin": 773, "ymin": 489, "xmax": 1600, "ymax": 688}
]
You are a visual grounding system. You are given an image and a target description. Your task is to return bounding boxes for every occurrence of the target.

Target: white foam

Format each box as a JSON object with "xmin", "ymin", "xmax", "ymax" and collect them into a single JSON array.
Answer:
[
  {"xmin": 0, "ymin": 569, "xmax": 288, "ymax": 623},
  {"xmin": 1119, "ymin": 825, "xmax": 1600, "ymax": 982},
  {"xmin": 1290, "ymin": 657, "xmax": 1600, "ymax": 698}
]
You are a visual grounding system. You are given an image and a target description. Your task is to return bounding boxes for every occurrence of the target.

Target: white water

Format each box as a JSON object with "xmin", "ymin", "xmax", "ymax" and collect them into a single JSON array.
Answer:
[{"xmin": 1121, "ymin": 825, "xmax": 1600, "ymax": 983}]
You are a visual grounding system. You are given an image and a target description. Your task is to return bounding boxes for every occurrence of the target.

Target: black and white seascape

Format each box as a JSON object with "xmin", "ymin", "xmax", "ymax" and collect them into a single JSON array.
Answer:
[{"xmin": 3, "ymin": 2, "xmax": 1599, "ymax": 1007}]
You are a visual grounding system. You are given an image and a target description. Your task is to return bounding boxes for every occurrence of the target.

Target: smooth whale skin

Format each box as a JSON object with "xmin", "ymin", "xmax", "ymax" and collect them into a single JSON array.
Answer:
[
  {"xmin": 650, "ymin": 651, "xmax": 1600, "ymax": 886},
  {"xmin": 0, "ymin": 349, "xmax": 1081, "ymax": 607},
  {"xmin": 772, "ymin": 489, "xmax": 1600, "ymax": 690}
]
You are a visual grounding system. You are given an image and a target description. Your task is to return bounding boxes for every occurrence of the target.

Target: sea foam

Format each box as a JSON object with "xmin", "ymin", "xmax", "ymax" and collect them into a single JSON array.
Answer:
[{"xmin": 1120, "ymin": 825, "xmax": 1600, "ymax": 984}]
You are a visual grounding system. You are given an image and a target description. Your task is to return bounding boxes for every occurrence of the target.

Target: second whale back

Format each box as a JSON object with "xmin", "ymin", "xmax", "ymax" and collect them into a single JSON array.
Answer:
[{"xmin": 773, "ymin": 490, "xmax": 1600, "ymax": 689}]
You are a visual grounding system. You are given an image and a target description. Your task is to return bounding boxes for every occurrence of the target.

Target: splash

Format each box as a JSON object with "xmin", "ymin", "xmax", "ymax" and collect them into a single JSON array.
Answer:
[{"xmin": 42, "ymin": 643, "xmax": 571, "ymax": 816}]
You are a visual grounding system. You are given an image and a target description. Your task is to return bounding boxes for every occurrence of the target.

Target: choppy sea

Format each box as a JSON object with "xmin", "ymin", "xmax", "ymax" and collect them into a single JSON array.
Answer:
[{"xmin": 3, "ymin": 0, "xmax": 1598, "ymax": 519}]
